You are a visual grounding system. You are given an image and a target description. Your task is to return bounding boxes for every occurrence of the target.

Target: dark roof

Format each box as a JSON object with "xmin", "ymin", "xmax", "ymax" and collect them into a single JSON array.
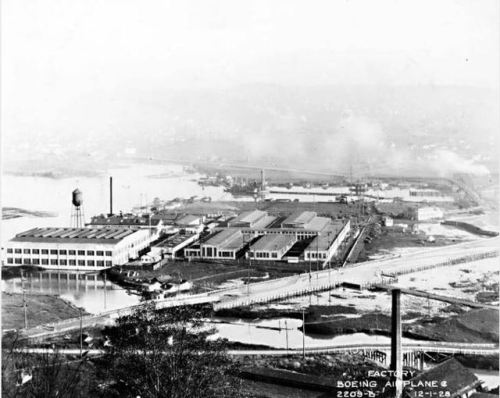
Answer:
[
  {"xmin": 89, "ymin": 214, "xmax": 161, "ymax": 227},
  {"xmin": 154, "ymin": 234, "xmax": 196, "ymax": 248},
  {"xmin": 405, "ymin": 359, "xmax": 480, "ymax": 397}
]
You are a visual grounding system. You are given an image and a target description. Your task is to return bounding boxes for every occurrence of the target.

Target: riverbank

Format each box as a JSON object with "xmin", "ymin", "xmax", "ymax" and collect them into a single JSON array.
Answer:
[
  {"xmin": 2, "ymin": 207, "xmax": 58, "ymax": 220},
  {"xmin": 216, "ymin": 304, "xmax": 499, "ymax": 344},
  {"xmin": 1, "ymin": 292, "xmax": 88, "ymax": 331},
  {"xmin": 107, "ymin": 261, "xmax": 274, "ymax": 293}
]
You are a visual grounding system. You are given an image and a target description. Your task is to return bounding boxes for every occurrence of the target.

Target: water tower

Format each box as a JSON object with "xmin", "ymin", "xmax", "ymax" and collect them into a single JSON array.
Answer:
[{"xmin": 70, "ymin": 188, "xmax": 85, "ymax": 228}]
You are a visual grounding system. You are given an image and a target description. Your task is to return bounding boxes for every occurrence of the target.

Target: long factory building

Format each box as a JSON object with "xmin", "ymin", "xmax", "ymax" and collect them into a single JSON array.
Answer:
[
  {"xmin": 185, "ymin": 210, "xmax": 351, "ymax": 265},
  {"xmin": 3, "ymin": 227, "xmax": 152, "ymax": 270},
  {"xmin": 3, "ymin": 210, "xmax": 352, "ymax": 269}
]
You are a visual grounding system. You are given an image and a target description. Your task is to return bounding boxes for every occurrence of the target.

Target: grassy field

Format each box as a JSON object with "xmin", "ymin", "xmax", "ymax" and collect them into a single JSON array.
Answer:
[{"xmin": 2, "ymin": 292, "xmax": 87, "ymax": 331}]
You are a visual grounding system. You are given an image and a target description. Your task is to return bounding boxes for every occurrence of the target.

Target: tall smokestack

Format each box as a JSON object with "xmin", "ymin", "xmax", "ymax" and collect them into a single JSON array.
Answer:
[
  {"xmin": 391, "ymin": 289, "xmax": 403, "ymax": 398},
  {"xmin": 261, "ymin": 169, "xmax": 265, "ymax": 190},
  {"xmin": 109, "ymin": 176, "xmax": 113, "ymax": 216}
]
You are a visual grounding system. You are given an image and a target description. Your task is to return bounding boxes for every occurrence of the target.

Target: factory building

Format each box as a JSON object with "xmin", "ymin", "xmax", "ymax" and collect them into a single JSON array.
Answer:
[
  {"xmin": 184, "ymin": 244, "xmax": 201, "ymax": 259},
  {"xmin": 176, "ymin": 210, "xmax": 353, "ymax": 263},
  {"xmin": 199, "ymin": 229, "xmax": 247, "ymax": 260},
  {"xmin": 88, "ymin": 213, "xmax": 162, "ymax": 239},
  {"xmin": 281, "ymin": 211, "xmax": 317, "ymax": 228},
  {"xmin": 247, "ymin": 234, "xmax": 296, "ymax": 261},
  {"xmin": 227, "ymin": 210, "xmax": 270, "ymax": 228},
  {"xmin": 151, "ymin": 233, "xmax": 199, "ymax": 259},
  {"xmin": 175, "ymin": 214, "xmax": 204, "ymax": 234},
  {"xmin": 3, "ymin": 227, "xmax": 152, "ymax": 270},
  {"xmin": 220, "ymin": 210, "xmax": 331, "ymax": 240},
  {"xmin": 303, "ymin": 220, "xmax": 351, "ymax": 264}
]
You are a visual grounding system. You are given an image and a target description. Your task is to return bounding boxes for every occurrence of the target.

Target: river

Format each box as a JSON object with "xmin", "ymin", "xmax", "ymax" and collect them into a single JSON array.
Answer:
[
  {"xmin": 2, "ymin": 163, "xmax": 498, "ymax": 386},
  {"xmin": 1, "ymin": 162, "xmax": 232, "ymax": 246}
]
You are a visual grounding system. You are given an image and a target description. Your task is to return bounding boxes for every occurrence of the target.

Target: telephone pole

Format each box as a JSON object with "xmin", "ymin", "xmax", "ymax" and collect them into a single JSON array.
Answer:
[
  {"xmin": 103, "ymin": 271, "xmax": 107, "ymax": 310},
  {"xmin": 302, "ymin": 308, "xmax": 306, "ymax": 359},
  {"xmin": 79, "ymin": 309, "xmax": 83, "ymax": 358},
  {"xmin": 21, "ymin": 270, "xmax": 28, "ymax": 329},
  {"xmin": 285, "ymin": 320, "xmax": 289, "ymax": 354}
]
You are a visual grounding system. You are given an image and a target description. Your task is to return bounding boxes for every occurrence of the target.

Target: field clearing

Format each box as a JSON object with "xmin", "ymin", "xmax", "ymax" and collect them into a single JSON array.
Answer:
[
  {"xmin": 2, "ymin": 292, "xmax": 87, "ymax": 331},
  {"xmin": 394, "ymin": 256, "xmax": 499, "ymax": 303}
]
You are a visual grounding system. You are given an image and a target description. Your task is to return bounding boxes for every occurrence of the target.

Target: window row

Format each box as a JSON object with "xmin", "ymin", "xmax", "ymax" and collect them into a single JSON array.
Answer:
[
  {"xmin": 6, "ymin": 248, "xmax": 112, "ymax": 256},
  {"xmin": 307, "ymin": 252, "xmax": 327, "ymax": 259},
  {"xmin": 251, "ymin": 252, "xmax": 278, "ymax": 259},
  {"xmin": 6, "ymin": 258, "xmax": 112, "ymax": 267}
]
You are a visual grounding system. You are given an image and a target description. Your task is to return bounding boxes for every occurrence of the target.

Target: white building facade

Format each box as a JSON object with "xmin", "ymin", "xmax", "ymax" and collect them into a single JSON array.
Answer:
[{"xmin": 3, "ymin": 227, "xmax": 152, "ymax": 270}]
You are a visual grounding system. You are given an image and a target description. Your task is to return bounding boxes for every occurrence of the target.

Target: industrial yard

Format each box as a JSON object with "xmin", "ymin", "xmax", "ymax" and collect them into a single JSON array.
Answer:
[{"xmin": 2, "ymin": 167, "xmax": 499, "ymax": 398}]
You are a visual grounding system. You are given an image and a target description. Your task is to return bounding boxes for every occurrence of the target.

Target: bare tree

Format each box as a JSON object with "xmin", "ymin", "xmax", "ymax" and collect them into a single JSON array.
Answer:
[
  {"xmin": 95, "ymin": 303, "xmax": 241, "ymax": 398},
  {"xmin": 2, "ymin": 332, "xmax": 92, "ymax": 398}
]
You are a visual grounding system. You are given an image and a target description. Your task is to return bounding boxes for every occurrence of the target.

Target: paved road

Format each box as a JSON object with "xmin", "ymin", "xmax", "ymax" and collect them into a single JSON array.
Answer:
[{"xmin": 213, "ymin": 236, "xmax": 499, "ymax": 309}]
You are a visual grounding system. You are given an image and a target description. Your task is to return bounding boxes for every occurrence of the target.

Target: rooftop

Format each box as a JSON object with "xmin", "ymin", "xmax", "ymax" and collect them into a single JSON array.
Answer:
[
  {"xmin": 304, "ymin": 216, "xmax": 331, "ymax": 232},
  {"xmin": 281, "ymin": 211, "xmax": 317, "ymax": 227},
  {"xmin": 305, "ymin": 221, "xmax": 347, "ymax": 251},
  {"xmin": 176, "ymin": 214, "xmax": 202, "ymax": 225},
  {"xmin": 10, "ymin": 227, "xmax": 141, "ymax": 244},
  {"xmin": 89, "ymin": 214, "xmax": 161, "ymax": 227},
  {"xmin": 154, "ymin": 234, "xmax": 195, "ymax": 248},
  {"xmin": 203, "ymin": 229, "xmax": 244, "ymax": 250},
  {"xmin": 250, "ymin": 215, "xmax": 277, "ymax": 229},
  {"xmin": 228, "ymin": 210, "xmax": 267, "ymax": 225},
  {"xmin": 250, "ymin": 234, "xmax": 296, "ymax": 251}
]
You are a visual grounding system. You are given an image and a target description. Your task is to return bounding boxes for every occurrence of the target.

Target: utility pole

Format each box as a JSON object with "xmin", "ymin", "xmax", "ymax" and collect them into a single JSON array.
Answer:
[
  {"xmin": 285, "ymin": 320, "xmax": 289, "ymax": 354},
  {"xmin": 79, "ymin": 309, "xmax": 83, "ymax": 358},
  {"xmin": 302, "ymin": 308, "xmax": 306, "ymax": 359},
  {"xmin": 103, "ymin": 271, "xmax": 107, "ymax": 310},
  {"xmin": 316, "ymin": 232, "xmax": 320, "ymax": 273},
  {"xmin": 308, "ymin": 250, "xmax": 311, "ymax": 276},
  {"xmin": 247, "ymin": 254, "xmax": 251, "ymax": 296},
  {"xmin": 21, "ymin": 270, "xmax": 28, "ymax": 329}
]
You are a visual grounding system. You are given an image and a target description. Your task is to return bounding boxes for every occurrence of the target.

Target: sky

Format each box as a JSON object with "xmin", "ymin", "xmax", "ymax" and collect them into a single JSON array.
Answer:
[{"xmin": 1, "ymin": 0, "xmax": 499, "ymax": 150}]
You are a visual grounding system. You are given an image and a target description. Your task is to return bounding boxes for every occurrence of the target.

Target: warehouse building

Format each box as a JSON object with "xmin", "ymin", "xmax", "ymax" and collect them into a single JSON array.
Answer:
[
  {"xmin": 303, "ymin": 220, "xmax": 351, "ymax": 264},
  {"xmin": 175, "ymin": 214, "xmax": 205, "ymax": 234},
  {"xmin": 247, "ymin": 234, "xmax": 296, "ymax": 261},
  {"xmin": 151, "ymin": 233, "xmax": 199, "ymax": 259},
  {"xmin": 3, "ymin": 227, "xmax": 152, "ymax": 270},
  {"xmin": 88, "ymin": 213, "xmax": 162, "ymax": 239},
  {"xmin": 227, "ymin": 210, "xmax": 270, "ymax": 228},
  {"xmin": 221, "ymin": 210, "xmax": 329, "ymax": 240},
  {"xmin": 199, "ymin": 229, "xmax": 247, "ymax": 260},
  {"xmin": 415, "ymin": 206, "xmax": 444, "ymax": 221},
  {"xmin": 281, "ymin": 211, "xmax": 317, "ymax": 228}
]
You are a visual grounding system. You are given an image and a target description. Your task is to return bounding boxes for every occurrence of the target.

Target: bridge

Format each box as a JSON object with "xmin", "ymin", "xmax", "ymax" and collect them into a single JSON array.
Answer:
[{"xmin": 8, "ymin": 236, "xmax": 499, "ymax": 341}]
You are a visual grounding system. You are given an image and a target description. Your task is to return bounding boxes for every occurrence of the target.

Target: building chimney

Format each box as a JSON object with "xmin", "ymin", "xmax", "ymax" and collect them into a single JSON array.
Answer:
[{"xmin": 109, "ymin": 176, "xmax": 113, "ymax": 216}]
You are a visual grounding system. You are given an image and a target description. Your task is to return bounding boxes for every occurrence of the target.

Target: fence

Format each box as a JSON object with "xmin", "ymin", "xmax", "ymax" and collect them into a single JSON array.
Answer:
[
  {"xmin": 214, "ymin": 280, "xmax": 341, "ymax": 310},
  {"xmin": 376, "ymin": 250, "xmax": 499, "ymax": 280}
]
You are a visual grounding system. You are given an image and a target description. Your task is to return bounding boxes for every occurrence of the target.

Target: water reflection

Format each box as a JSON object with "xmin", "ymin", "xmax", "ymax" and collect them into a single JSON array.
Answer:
[
  {"xmin": 212, "ymin": 317, "xmax": 422, "ymax": 349},
  {"xmin": 2, "ymin": 270, "xmax": 140, "ymax": 314}
]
